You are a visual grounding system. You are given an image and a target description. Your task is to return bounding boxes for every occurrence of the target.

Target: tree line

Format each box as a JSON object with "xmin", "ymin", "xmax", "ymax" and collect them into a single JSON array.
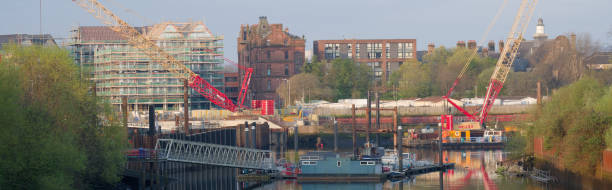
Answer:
[{"xmin": 277, "ymin": 33, "xmax": 612, "ymax": 104}]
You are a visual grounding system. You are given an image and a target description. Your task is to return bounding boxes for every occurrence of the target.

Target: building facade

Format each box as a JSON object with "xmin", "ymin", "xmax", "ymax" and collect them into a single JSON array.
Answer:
[
  {"xmin": 237, "ymin": 16, "xmax": 305, "ymax": 106},
  {"xmin": 69, "ymin": 21, "xmax": 224, "ymax": 111},
  {"xmin": 223, "ymin": 72, "xmax": 240, "ymax": 103},
  {"xmin": 0, "ymin": 34, "xmax": 56, "ymax": 49},
  {"xmin": 313, "ymin": 39, "xmax": 417, "ymax": 82}
]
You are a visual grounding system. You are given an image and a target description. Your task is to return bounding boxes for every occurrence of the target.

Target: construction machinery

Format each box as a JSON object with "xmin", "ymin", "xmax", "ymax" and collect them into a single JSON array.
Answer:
[
  {"xmin": 72, "ymin": 0, "xmax": 252, "ymax": 112},
  {"xmin": 442, "ymin": 0, "xmax": 538, "ymax": 130}
]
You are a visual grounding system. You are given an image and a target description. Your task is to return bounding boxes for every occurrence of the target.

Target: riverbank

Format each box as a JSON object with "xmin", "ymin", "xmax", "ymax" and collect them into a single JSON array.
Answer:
[{"xmin": 532, "ymin": 137, "xmax": 612, "ymax": 188}]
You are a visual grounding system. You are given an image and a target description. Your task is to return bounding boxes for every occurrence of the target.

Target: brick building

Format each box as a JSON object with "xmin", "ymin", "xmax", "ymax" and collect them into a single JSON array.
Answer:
[
  {"xmin": 237, "ymin": 16, "xmax": 305, "ymax": 106},
  {"xmin": 313, "ymin": 39, "xmax": 417, "ymax": 82},
  {"xmin": 223, "ymin": 72, "xmax": 240, "ymax": 103}
]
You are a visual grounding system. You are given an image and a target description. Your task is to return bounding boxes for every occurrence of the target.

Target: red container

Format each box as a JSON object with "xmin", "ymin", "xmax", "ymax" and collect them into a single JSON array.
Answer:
[
  {"xmin": 260, "ymin": 100, "xmax": 274, "ymax": 115},
  {"xmin": 251, "ymin": 100, "xmax": 260, "ymax": 109}
]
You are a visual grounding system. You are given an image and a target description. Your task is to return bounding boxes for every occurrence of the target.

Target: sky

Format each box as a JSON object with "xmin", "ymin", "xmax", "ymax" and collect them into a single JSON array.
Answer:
[{"xmin": 1, "ymin": 0, "xmax": 611, "ymax": 63}]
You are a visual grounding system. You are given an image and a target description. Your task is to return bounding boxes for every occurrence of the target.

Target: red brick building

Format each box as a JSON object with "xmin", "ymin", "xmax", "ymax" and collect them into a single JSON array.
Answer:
[
  {"xmin": 223, "ymin": 72, "xmax": 240, "ymax": 103},
  {"xmin": 237, "ymin": 16, "xmax": 305, "ymax": 107},
  {"xmin": 313, "ymin": 39, "xmax": 417, "ymax": 83}
]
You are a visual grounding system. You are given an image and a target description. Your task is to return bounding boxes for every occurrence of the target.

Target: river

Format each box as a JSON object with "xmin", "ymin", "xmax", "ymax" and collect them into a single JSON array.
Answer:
[{"xmin": 251, "ymin": 149, "xmax": 562, "ymax": 190}]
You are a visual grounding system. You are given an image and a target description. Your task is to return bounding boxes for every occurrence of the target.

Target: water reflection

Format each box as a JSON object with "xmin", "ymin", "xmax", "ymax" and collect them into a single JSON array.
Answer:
[{"xmin": 255, "ymin": 149, "xmax": 543, "ymax": 190}]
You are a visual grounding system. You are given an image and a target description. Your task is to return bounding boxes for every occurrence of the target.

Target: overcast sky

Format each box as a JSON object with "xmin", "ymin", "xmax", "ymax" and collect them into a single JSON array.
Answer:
[{"xmin": 1, "ymin": 0, "xmax": 611, "ymax": 62}]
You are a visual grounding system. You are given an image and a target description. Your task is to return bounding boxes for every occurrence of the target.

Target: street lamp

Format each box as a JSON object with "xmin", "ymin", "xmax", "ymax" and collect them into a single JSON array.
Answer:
[
  {"xmin": 244, "ymin": 127, "xmax": 249, "ymax": 148},
  {"xmin": 282, "ymin": 78, "xmax": 290, "ymax": 107},
  {"xmin": 398, "ymin": 125, "xmax": 403, "ymax": 170}
]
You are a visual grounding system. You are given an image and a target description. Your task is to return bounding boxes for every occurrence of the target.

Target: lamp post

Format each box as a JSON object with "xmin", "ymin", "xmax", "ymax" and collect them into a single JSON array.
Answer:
[
  {"xmin": 245, "ymin": 127, "xmax": 250, "ymax": 148},
  {"xmin": 251, "ymin": 123, "xmax": 256, "ymax": 149},
  {"xmin": 398, "ymin": 125, "xmax": 403, "ymax": 171},
  {"xmin": 282, "ymin": 79, "xmax": 291, "ymax": 107},
  {"xmin": 293, "ymin": 124, "xmax": 299, "ymax": 162}
]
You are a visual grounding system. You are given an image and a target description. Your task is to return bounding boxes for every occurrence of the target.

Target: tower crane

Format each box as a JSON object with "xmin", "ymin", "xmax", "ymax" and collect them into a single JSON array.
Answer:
[
  {"xmin": 442, "ymin": 0, "xmax": 537, "ymax": 129},
  {"xmin": 72, "ymin": 0, "xmax": 252, "ymax": 112}
]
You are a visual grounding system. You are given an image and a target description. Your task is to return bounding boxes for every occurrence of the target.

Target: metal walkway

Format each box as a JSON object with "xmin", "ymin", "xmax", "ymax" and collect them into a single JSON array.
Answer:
[{"xmin": 155, "ymin": 139, "xmax": 275, "ymax": 170}]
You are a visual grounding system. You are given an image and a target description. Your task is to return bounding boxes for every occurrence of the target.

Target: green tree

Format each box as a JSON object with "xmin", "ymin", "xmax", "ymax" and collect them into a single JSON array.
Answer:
[
  {"xmin": 327, "ymin": 59, "xmax": 371, "ymax": 100},
  {"xmin": 532, "ymin": 77, "xmax": 610, "ymax": 175},
  {"xmin": 0, "ymin": 45, "xmax": 126, "ymax": 189},
  {"xmin": 389, "ymin": 59, "xmax": 431, "ymax": 98},
  {"xmin": 276, "ymin": 73, "xmax": 333, "ymax": 104}
]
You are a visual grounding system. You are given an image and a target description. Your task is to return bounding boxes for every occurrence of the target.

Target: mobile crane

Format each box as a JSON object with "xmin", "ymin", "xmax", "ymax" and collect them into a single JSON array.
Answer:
[
  {"xmin": 72, "ymin": 0, "xmax": 253, "ymax": 112},
  {"xmin": 442, "ymin": 0, "xmax": 538, "ymax": 130}
]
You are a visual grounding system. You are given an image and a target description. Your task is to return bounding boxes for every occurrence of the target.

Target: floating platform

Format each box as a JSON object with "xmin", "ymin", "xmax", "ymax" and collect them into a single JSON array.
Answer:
[
  {"xmin": 403, "ymin": 163, "xmax": 455, "ymax": 175},
  {"xmin": 404, "ymin": 141, "xmax": 504, "ymax": 149}
]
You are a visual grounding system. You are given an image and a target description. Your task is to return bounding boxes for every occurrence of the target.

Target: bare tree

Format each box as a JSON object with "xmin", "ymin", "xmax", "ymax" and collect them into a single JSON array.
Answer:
[{"xmin": 575, "ymin": 33, "xmax": 601, "ymax": 57}]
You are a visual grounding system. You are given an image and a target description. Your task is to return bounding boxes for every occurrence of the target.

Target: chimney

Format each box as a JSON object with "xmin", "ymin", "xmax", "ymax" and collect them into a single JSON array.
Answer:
[
  {"xmin": 499, "ymin": 40, "xmax": 505, "ymax": 53},
  {"xmin": 457, "ymin": 41, "xmax": 466, "ymax": 48},
  {"xmin": 482, "ymin": 48, "xmax": 489, "ymax": 57},
  {"xmin": 570, "ymin": 33, "xmax": 577, "ymax": 51},
  {"xmin": 488, "ymin": 40, "xmax": 495, "ymax": 52},
  {"xmin": 427, "ymin": 43, "xmax": 435, "ymax": 54},
  {"xmin": 468, "ymin": 40, "xmax": 477, "ymax": 50}
]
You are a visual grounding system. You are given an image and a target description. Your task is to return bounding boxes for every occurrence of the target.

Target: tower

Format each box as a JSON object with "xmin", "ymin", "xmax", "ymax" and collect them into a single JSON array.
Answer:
[{"xmin": 533, "ymin": 18, "xmax": 548, "ymax": 41}]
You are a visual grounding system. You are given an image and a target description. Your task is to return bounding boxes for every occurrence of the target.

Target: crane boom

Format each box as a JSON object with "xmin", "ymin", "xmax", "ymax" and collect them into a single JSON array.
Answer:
[
  {"xmin": 444, "ymin": 0, "xmax": 537, "ymax": 126},
  {"xmin": 73, "ymin": 0, "xmax": 240, "ymax": 111}
]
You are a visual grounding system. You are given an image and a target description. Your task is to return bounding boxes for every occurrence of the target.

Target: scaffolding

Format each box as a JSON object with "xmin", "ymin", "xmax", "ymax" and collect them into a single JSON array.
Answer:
[{"xmin": 70, "ymin": 22, "xmax": 224, "ymax": 111}]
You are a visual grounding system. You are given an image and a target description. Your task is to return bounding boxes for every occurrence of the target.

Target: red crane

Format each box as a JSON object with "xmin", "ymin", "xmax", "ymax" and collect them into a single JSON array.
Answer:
[
  {"xmin": 443, "ymin": 0, "xmax": 537, "ymax": 128},
  {"xmin": 72, "ymin": 0, "xmax": 252, "ymax": 112}
]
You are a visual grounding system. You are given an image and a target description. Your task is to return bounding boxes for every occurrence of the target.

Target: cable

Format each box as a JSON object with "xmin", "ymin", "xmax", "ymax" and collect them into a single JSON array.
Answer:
[{"xmin": 446, "ymin": 0, "xmax": 509, "ymax": 97}]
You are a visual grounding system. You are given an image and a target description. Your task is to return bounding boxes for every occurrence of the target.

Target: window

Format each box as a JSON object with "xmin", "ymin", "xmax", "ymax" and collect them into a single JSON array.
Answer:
[
  {"xmin": 347, "ymin": 44, "xmax": 353, "ymax": 58},
  {"xmin": 385, "ymin": 43, "xmax": 390, "ymax": 58},
  {"xmin": 359, "ymin": 161, "xmax": 375, "ymax": 165},
  {"xmin": 242, "ymin": 31, "xmax": 247, "ymax": 40},
  {"xmin": 367, "ymin": 43, "xmax": 382, "ymax": 59},
  {"xmin": 284, "ymin": 64, "xmax": 289, "ymax": 75},
  {"xmin": 285, "ymin": 51, "xmax": 289, "ymax": 59},
  {"xmin": 337, "ymin": 161, "xmax": 342, "ymax": 167},
  {"xmin": 302, "ymin": 161, "xmax": 318, "ymax": 165},
  {"xmin": 267, "ymin": 80, "xmax": 271, "ymax": 90},
  {"xmin": 397, "ymin": 43, "xmax": 414, "ymax": 59},
  {"xmin": 267, "ymin": 65, "xmax": 271, "ymax": 76},
  {"xmin": 324, "ymin": 43, "xmax": 340, "ymax": 59},
  {"xmin": 355, "ymin": 44, "xmax": 361, "ymax": 59}
]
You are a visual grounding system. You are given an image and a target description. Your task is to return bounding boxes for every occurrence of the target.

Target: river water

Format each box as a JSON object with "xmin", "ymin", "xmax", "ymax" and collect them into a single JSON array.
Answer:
[{"xmin": 251, "ymin": 149, "xmax": 558, "ymax": 190}]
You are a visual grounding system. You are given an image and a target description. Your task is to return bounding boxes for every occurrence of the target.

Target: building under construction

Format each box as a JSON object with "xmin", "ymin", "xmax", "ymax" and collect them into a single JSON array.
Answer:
[{"xmin": 69, "ymin": 21, "xmax": 224, "ymax": 111}]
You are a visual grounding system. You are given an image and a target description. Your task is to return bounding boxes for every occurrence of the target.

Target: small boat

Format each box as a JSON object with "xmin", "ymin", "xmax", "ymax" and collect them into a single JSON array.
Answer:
[{"xmin": 387, "ymin": 171, "xmax": 406, "ymax": 181}]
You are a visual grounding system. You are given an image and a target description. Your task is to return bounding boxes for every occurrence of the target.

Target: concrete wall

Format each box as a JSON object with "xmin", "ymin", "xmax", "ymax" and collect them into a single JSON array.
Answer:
[{"xmin": 312, "ymin": 104, "xmax": 534, "ymax": 117}]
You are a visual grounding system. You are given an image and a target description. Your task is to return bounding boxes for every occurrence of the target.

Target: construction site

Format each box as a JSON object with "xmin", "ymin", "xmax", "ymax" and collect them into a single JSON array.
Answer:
[
  {"xmin": 4, "ymin": 0, "xmax": 612, "ymax": 189},
  {"xmin": 70, "ymin": 22, "xmax": 225, "ymax": 111}
]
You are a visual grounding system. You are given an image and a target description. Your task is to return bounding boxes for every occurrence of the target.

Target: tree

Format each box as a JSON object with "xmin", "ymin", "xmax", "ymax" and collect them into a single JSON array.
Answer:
[
  {"xmin": 326, "ymin": 59, "xmax": 371, "ymax": 100},
  {"xmin": 0, "ymin": 44, "xmax": 126, "ymax": 189},
  {"xmin": 276, "ymin": 73, "xmax": 333, "ymax": 104},
  {"xmin": 532, "ymin": 77, "xmax": 610, "ymax": 175},
  {"xmin": 389, "ymin": 59, "xmax": 431, "ymax": 98}
]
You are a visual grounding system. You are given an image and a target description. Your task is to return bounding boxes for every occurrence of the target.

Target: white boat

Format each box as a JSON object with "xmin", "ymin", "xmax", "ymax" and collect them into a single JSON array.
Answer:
[{"xmin": 381, "ymin": 150, "xmax": 432, "ymax": 170}]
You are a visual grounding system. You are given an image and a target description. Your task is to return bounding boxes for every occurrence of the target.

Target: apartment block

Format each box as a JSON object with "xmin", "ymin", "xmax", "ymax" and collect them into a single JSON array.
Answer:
[{"xmin": 313, "ymin": 39, "xmax": 417, "ymax": 82}]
